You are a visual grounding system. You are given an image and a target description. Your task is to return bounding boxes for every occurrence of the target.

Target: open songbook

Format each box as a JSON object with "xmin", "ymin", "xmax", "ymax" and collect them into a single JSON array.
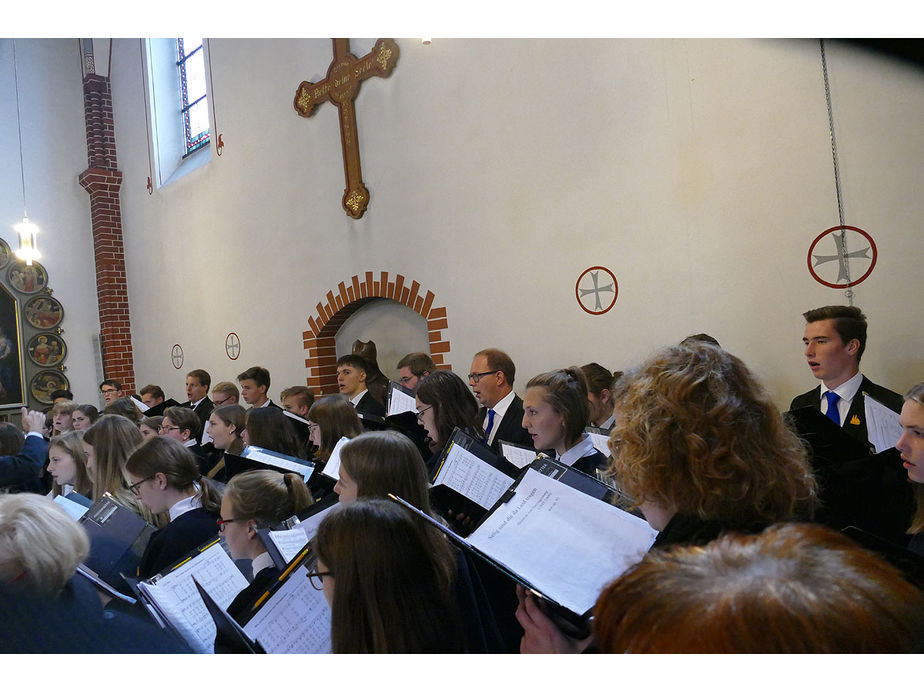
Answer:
[
  {"xmin": 386, "ymin": 380, "xmax": 417, "ymax": 417},
  {"xmin": 394, "ymin": 465, "xmax": 657, "ymax": 637},
  {"xmin": 320, "ymin": 436, "xmax": 351, "ymax": 481},
  {"xmin": 129, "ymin": 538, "xmax": 249, "ymax": 654},
  {"xmin": 498, "ymin": 440, "xmax": 541, "ymax": 469},
  {"xmin": 223, "ymin": 446, "xmax": 315, "ymax": 482},
  {"xmin": 79, "ymin": 492, "xmax": 156, "ymax": 593},
  {"xmin": 428, "ymin": 428, "xmax": 521, "ymax": 528}
]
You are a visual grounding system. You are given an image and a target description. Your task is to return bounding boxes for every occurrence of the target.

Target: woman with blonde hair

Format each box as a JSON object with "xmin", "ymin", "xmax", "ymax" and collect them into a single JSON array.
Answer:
[
  {"xmin": 0, "ymin": 493, "xmax": 90, "ymax": 596},
  {"xmin": 82, "ymin": 415, "xmax": 152, "ymax": 523},
  {"xmin": 47, "ymin": 430, "xmax": 92, "ymax": 499},
  {"xmin": 897, "ymin": 382, "xmax": 924, "ymax": 556},
  {"xmin": 125, "ymin": 436, "xmax": 223, "ymax": 579},
  {"xmin": 217, "ymin": 470, "xmax": 313, "ymax": 627}
]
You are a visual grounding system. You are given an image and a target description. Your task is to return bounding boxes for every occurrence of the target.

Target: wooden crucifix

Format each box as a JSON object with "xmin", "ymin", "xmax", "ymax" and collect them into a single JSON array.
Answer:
[{"xmin": 294, "ymin": 38, "xmax": 399, "ymax": 219}]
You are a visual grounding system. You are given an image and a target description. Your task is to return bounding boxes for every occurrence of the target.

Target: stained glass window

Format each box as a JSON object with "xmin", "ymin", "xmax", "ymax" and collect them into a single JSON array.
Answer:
[{"xmin": 177, "ymin": 38, "xmax": 209, "ymax": 156}]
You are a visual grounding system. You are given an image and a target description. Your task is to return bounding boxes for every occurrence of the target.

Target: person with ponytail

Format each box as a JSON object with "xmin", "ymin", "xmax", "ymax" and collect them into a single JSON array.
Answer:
[
  {"xmin": 217, "ymin": 469, "xmax": 313, "ymax": 628},
  {"xmin": 125, "ymin": 436, "xmax": 223, "ymax": 579},
  {"xmin": 522, "ymin": 367, "xmax": 607, "ymax": 475}
]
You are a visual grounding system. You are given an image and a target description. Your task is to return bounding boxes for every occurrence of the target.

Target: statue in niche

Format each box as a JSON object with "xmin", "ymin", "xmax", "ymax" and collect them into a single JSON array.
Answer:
[{"xmin": 352, "ymin": 339, "xmax": 388, "ymax": 408}]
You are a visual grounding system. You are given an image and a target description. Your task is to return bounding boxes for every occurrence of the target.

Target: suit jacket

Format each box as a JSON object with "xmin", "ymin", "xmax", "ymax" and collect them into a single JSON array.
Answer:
[
  {"xmin": 0, "ymin": 434, "xmax": 48, "ymax": 489},
  {"xmin": 354, "ymin": 391, "xmax": 386, "ymax": 419},
  {"xmin": 790, "ymin": 375, "xmax": 903, "ymax": 451},
  {"xmin": 478, "ymin": 394, "xmax": 533, "ymax": 453}
]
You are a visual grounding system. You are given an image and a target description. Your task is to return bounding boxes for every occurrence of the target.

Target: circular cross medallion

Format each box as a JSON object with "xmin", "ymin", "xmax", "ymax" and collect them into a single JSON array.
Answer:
[
  {"xmin": 171, "ymin": 344, "xmax": 184, "ymax": 370},
  {"xmin": 576, "ymin": 266, "xmax": 618, "ymax": 315},
  {"xmin": 807, "ymin": 226, "xmax": 877, "ymax": 289},
  {"xmin": 225, "ymin": 332, "xmax": 241, "ymax": 360}
]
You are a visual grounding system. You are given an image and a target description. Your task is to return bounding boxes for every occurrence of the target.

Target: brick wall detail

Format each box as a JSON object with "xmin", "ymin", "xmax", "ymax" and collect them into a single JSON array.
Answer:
[
  {"xmin": 303, "ymin": 272, "xmax": 451, "ymax": 394},
  {"xmin": 78, "ymin": 73, "xmax": 135, "ymax": 393}
]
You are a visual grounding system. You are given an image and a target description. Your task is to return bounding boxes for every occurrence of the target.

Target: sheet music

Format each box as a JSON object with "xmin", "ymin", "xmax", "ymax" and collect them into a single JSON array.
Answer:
[
  {"xmin": 268, "ymin": 527, "xmax": 311, "ymax": 564},
  {"xmin": 54, "ymin": 494, "xmax": 89, "ymax": 521},
  {"xmin": 297, "ymin": 503, "xmax": 338, "ymax": 542},
  {"xmin": 242, "ymin": 447, "xmax": 313, "ymax": 479},
  {"xmin": 138, "ymin": 543, "xmax": 249, "ymax": 654},
  {"xmin": 243, "ymin": 565, "xmax": 332, "ymax": 654},
  {"xmin": 500, "ymin": 442, "xmax": 538, "ymax": 469},
  {"xmin": 321, "ymin": 437, "xmax": 351, "ymax": 480},
  {"xmin": 467, "ymin": 468, "xmax": 657, "ymax": 616},
  {"xmin": 434, "ymin": 441, "xmax": 514, "ymax": 510},
  {"xmin": 865, "ymin": 394, "xmax": 903, "ymax": 454},
  {"xmin": 586, "ymin": 431, "xmax": 611, "ymax": 457},
  {"xmin": 387, "ymin": 384, "xmax": 417, "ymax": 416}
]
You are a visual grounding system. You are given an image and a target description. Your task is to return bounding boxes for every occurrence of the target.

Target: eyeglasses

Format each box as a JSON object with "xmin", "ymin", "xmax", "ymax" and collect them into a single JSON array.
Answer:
[
  {"xmin": 128, "ymin": 475, "xmax": 155, "ymax": 495},
  {"xmin": 305, "ymin": 570, "xmax": 332, "ymax": 590},
  {"xmin": 216, "ymin": 517, "xmax": 238, "ymax": 530},
  {"xmin": 415, "ymin": 406, "xmax": 432, "ymax": 419},
  {"xmin": 211, "ymin": 396, "xmax": 232, "ymax": 407},
  {"xmin": 307, "ymin": 422, "xmax": 320, "ymax": 432},
  {"xmin": 467, "ymin": 370, "xmax": 498, "ymax": 383},
  {"xmin": 398, "ymin": 376, "xmax": 415, "ymax": 384},
  {"xmin": 100, "ymin": 388, "xmax": 118, "ymax": 394},
  {"xmin": 158, "ymin": 424, "xmax": 181, "ymax": 433}
]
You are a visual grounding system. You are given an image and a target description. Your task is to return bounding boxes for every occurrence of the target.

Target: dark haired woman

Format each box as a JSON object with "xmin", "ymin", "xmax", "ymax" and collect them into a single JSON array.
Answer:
[
  {"xmin": 414, "ymin": 370, "xmax": 484, "ymax": 475},
  {"xmin": 125, "ymin": 436, "xmax": 223, "ymax": 579}
]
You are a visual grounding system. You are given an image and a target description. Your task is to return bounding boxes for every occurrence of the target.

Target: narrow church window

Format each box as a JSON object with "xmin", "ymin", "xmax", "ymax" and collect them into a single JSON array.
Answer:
[{"xmin": 177, "ymin": 38, "xmax": 209, "ymax": 156}]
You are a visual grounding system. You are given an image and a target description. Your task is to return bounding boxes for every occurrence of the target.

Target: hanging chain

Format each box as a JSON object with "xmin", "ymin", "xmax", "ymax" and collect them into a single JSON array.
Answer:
[
  {"xmin": 13, "ymin": 40, "xmax": 28, "ymax": 219},
  {"xmin": 820, "ymin": 39, "xmax": 854, "ymax": 305}
]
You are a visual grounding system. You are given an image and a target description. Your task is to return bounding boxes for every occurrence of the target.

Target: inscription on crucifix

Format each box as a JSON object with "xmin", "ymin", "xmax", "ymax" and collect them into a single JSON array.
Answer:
[{"xmin": 294, "ymin": 38, "xmax": 399, "ymax": 219}]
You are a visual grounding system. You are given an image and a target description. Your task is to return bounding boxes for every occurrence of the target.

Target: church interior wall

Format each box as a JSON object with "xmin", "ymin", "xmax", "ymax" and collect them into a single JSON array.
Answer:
[{"xmin": 3, "ymin": 38, "xmax": 921, "ymax": 407}]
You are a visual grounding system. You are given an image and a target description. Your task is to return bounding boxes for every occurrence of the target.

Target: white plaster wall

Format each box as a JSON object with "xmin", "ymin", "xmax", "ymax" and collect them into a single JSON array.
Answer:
[
  {"xmin": 104, "ymin": 38, "xmax": 923, "ymax": 408},
  {"xmin": 0, "ymin": 39, "xmax": 103, "ymax": 407}
]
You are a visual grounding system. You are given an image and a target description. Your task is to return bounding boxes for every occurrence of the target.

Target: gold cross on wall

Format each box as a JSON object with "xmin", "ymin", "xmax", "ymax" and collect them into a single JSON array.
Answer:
[{"xmin": 294, "ymin": 38, "xmax": 400, "ymax": 219}]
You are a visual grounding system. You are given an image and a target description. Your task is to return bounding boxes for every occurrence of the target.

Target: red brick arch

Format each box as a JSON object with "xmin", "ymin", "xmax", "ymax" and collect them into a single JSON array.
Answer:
[{"xmin": 302, "ymin": 272, "xmax": 451, "ymax": 395}]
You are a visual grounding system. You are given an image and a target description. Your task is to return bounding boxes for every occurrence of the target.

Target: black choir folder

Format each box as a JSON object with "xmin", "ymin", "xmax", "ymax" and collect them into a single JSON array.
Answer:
[
  {"xmin": 222, "ymin": 445, "xmax": 315, "ymax": 482},
  {"xmin": 396, "ymin": 464, "xmax": 658, "ymax": 638},
  {"xmin": 786, "ymin": 406, "xmax": 913, "ymax": 545},
  {"xmin": 78, "ymin": 492, "xmax": 156, "ymax": 593},
  {"xmin": 428, "ymin": 428, "xmax": 521, "ymax": 529}
]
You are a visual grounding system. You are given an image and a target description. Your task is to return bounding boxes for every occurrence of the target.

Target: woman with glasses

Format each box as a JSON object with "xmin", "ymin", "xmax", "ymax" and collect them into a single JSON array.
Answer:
[
  {"xmin": 82, "ymin": 415, "xmax": 155, "ymax": 524},
  {"xmin": 124, "ymin": 436, "xmax": 222, "ymax": 580},
  {"xmin": 214, "ymin": 469, "xmax": 313, "ymax": 644},
  {"xmin": 311, "ymin": 498, "xmax": 466, "ymax": 653},
  {"xmin": 414, "ymin": 370, "xmax": 484, "ymax": 475},
  {"xmin": 522, "ymin": 367, "xmax": 608, "ymax": 476}
]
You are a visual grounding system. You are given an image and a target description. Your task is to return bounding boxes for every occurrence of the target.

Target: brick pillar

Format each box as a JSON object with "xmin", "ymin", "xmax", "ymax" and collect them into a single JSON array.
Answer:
[{"xmin": 79, "ymin": 74, "xmax": 135, "ymax": 393}]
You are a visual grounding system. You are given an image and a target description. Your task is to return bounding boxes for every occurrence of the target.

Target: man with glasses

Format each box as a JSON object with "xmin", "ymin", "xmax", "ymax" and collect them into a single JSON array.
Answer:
[
  {"xmin": 395, "ymin": 352, "xmax": 437, "ymax": 393},
  {"xmin": 210, "ymin": 381, "xmax": 240, "ymax": 408},
  {"xmin": 469, "ymin": 348, "xmax": 532, "ymax": 452},
  {"xmin": 99, "ymin": 379, "xmax": 123, "ymax": 406}
]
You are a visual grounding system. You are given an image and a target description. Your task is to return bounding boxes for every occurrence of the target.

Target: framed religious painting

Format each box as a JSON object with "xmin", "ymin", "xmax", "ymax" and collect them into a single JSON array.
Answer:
[
  {"xmin": 27, "ymin": 332, "xmax": 66, "ymax": 368},
  {"xmin": 9, "ymin": 262, "xmax": 48, "ymax": 295},
  {"xmin": 24, "ymin": 295, "xmax": 64, "ymax": 330},
  {"xmin": 0, "ymin": 238, "xmax": 11, "ymax": 272},
  {"xmin": 30, "ymin": 370, "xmax": 69, "ymax": 406}
]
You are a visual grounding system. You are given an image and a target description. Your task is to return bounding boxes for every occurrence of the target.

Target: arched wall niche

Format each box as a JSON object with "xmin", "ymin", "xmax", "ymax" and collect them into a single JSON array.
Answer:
[{"xmin": 302, "ymin": 271, "xmax": 451, "ymax": 395}]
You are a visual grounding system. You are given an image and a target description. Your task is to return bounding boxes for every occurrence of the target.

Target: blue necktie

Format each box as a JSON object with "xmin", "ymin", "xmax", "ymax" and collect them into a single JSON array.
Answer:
[
  {"xmin": 484, "ymin": 409, "xmax": 496, "ymax": 443},
  {"xmin": 824, "ymin": 391, "xmax": 841, "ymax": 426}
]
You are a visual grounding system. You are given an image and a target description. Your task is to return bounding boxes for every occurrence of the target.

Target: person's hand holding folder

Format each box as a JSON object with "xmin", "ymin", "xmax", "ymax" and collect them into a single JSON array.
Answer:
[{"xmin": 515, "ymin": 585, "xmax": 593, "ymax": 654}]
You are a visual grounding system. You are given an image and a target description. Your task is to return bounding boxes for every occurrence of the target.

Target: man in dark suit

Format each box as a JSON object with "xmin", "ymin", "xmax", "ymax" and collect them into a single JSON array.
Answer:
[
  {"xmin": 0, "ymin": 408, "xmax": 48, "ymax": 489},
  {"xmin": 336, "ymin": 354, "xmax": 386, "ymax": 418},
  {"xmin": 237, "ymin": 366, "xmax": 281, "ymax": 410},
  {"xmin": 182, "ymin": 369, "xmax": 214, "ymax": 444},
  {"xmin": 790, "ymin": 305, "xmax": 903, "ymax": 451},
  {"xmin": 468, "ymin": 348, "xmax": 533, "ymax": 453}
]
